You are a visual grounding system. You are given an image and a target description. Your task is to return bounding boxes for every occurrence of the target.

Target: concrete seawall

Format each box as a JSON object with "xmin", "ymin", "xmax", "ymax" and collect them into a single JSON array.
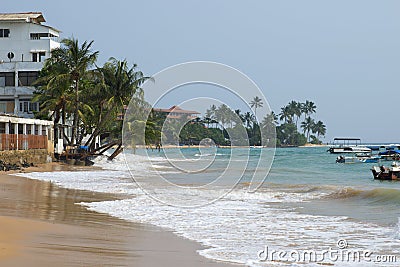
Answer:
[{"xmin": 0, "ymin": 149, "xmax": 50, "ymax": 165}]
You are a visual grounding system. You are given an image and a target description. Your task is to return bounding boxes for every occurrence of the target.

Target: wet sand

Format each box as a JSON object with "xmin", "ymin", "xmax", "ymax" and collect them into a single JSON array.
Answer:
[{"xmin": 0, "ymin": 164, "xmax": 236, "ymax": 267}]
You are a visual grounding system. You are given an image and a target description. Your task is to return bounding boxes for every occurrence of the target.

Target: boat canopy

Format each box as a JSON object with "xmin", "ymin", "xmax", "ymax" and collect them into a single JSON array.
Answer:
[{"xmin": 379, "ymin": 150, "xmax": 400, "ymax": 156}]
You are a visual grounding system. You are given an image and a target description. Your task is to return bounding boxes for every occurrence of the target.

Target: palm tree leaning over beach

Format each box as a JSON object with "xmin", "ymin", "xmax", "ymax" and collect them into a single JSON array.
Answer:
[
  {"xmin": 61, "ymin": 39, "xmax": 99, "ymax": 145},
  {"xmin": 34, "ymin": 38, "xmax": 99, "ymax": 145},
  {"xmin": 83, "ymin": 57, "xmax": 148, "ymax": 151},
  {"xmin": 41, "ymin": 38, "xmax": 99, "ymax": 145},
  {"xmin": 250, "ymin": 96, "xmax": 263, "ymax": 118}
]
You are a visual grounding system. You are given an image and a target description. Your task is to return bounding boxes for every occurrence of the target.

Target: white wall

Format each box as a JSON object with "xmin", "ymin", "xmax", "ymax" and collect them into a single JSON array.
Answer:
[
  {"xmin": 0, "ymin": 19, "xmax": 61, "ymax": 118},
  {"xmin": 0, "ymin": 21, "xmax": 60, "ymax": 63}
]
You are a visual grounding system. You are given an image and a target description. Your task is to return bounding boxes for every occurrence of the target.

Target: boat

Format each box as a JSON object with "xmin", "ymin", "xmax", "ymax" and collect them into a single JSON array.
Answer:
[
  {"xmin": 378, "ymin": 149, "xmax": 400, "ymax": 161},
  {"xmin": 371, "ymin": 162, "xmax": 400, "ymax": 180},
  {"xmin": 336, "ymin": 155, "xmax": 381, "ymax": 164},
  {"xmin": 328, "ymin": 138, "xmax": 371, "ymax": 154}
]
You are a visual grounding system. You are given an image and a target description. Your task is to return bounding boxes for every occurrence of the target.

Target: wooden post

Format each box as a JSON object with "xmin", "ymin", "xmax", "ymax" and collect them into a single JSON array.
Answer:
[{"xmin": 14, "ymin": 123, "xmax": 18, "ymax": 150}]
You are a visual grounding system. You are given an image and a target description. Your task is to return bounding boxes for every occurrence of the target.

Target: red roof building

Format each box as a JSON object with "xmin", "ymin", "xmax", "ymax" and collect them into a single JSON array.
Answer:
[{"xmin": 153, "ymin": 105, "xmax": 200, "ymax": 119}]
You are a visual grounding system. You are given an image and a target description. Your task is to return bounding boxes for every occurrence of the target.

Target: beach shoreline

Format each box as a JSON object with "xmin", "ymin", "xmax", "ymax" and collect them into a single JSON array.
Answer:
[
  {"xmin": 0, "ymin": 163, "xmax": 237, "ymax": 267},
  {"xmin": 298, "ymin": 143, "xmax": 329, "ymax": 148}
]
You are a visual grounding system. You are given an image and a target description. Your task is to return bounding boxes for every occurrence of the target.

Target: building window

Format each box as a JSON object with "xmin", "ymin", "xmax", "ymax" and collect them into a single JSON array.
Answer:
[
  {"xmin": 18, "ymin": 71, "xmax": 39, "ymax": 86},
  {"xmin": 32, "ymin": 52, "xmax": 45, "ymax": 62},
  {"xmin": 19, "ymin": 99, "xmax": 39, "ymax": 113},
  {"xmin": 0, "ymin": 72, "xmax": 15, "ymax": 86},
  {"xmin": 0, "ymin": 29, "xmax": 10, "ymax": 38},
  {"xmin": 0, "ymin": 103, "xmax": 6, "ymax": 113}
]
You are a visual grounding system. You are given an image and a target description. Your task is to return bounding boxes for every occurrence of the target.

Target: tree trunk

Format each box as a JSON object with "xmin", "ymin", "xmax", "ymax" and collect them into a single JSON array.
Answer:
[
  {"xmin": 53, "ymin": 110, "xmax": 60, "ymax": 148},
  {"xmin": 85, "ymin": 105, "xmax": 115, "ymax": 151},
  {"xmin": 61, "ymin": 102, "xmax": 71, "ymax": 145},
  {"xmin": 108, "ymin": 142, "xmax": 123, "ymax": 160},
  {"xmin": 72, "ymin": 79, "xmax": 79, "ymax": 145}
]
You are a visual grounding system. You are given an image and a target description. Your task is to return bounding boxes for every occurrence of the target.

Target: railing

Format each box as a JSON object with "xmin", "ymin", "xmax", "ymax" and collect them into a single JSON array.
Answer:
[
  {"xmin": 0, "ymin": 134, "xmax": 48, "ymax": 150},
  {"xmin": 30, "ymin": 36, "xmax": 60, "ymax": 42}
]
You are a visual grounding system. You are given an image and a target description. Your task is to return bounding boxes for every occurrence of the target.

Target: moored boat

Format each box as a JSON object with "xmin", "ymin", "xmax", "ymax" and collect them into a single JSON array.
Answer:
[
  {"xmin": 378, "ymin": 149, "xmax": 400, "ymax": 161},
  {"xmin": 328, "ymin": 138, "xmax": 371, "ymax": 154},
  {"xmin": 336, "ymin": 155, "xmax": 381, "ymax": 164},
  {"xmin": 371, "ymin": 162, "xmax": 400, "ymax": 180}
]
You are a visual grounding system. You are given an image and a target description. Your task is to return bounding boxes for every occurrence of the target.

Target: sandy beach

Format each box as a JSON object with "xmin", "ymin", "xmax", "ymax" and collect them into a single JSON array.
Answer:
[{"xmin": 0, "ymin": 164, "xmax": 236, "ymax": 267}]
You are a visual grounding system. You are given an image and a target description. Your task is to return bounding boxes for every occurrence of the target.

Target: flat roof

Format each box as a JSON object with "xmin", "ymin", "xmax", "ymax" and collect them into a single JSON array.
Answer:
[{"xmin": 0, "ymin": 114, "xmax": 53, "ymax": 126}]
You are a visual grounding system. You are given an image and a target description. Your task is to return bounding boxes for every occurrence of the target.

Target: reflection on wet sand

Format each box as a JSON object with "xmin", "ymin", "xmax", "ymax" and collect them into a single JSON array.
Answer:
[{"xmin": 0, "ymin": 165, "xmax": 234, "ymax": 267}]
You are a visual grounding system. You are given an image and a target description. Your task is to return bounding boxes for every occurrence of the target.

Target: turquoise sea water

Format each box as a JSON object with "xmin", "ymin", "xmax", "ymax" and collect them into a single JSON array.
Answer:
[{"xmin": 143, "ymin": 146, "xmax": 400, "ymax": 225}]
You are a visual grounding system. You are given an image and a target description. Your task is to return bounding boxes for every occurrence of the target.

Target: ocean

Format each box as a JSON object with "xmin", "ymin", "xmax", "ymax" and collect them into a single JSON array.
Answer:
[{"xmin": 15, "ymin": 147, "xmax": 400, "ymax": 266}]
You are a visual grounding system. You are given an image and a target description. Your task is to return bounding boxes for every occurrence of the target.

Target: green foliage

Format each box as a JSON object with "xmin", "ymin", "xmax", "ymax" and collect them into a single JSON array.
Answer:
[
  {"xmin": 34, "ymin": 38, "xmax": 149, "ymax": 151},
  {"xmin": 276, "ymin": 123, "xmax": 307, "ymax": 146},
  {"xmin": 274, "ymin": 100, "xmax": 326, "ymax": 146},
  {"xmin": 179, "ymin": 122, "xmax": 226, "ymax": 145}
]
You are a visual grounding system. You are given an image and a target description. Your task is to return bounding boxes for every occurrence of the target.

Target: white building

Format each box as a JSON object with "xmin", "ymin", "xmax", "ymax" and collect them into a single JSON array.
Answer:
[{"xmin": 0, "ymin": 12, "xmax": 60, "ymax": 118}]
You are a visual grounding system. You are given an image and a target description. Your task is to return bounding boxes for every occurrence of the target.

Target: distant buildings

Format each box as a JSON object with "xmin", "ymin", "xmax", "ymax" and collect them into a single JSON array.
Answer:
[
  {"xmin": 153, "ymin": 105, "xmax": 200, "ymax": 120},
  {"xmin": 0, "ymin": 12, "xmax": 60, "ymax": 118}
]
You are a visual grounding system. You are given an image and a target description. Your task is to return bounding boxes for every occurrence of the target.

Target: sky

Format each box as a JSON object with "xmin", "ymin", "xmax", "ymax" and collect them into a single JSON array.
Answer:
[{"xmin": 3, "ymin": 0, "xmax": 400, "ymax": 142}]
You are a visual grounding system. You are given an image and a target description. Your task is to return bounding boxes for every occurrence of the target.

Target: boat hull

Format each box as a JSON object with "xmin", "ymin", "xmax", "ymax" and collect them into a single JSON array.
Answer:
[
  {"xmin": 371, "ymin": 166, "xmax": 400, "ymax": 180},
  {"xmin": 329, "ymin": 147, "xmax": 371, "ymax": 154},
  {"xmin": 336, "ymin": 156, "xmax": 380, "ymax": 164}
]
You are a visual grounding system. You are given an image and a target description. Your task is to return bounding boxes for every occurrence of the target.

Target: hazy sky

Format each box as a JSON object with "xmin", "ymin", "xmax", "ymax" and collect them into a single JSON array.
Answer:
[{"xmin": 4, "ymin": 1, "xmax": 400, "ymax": 142}]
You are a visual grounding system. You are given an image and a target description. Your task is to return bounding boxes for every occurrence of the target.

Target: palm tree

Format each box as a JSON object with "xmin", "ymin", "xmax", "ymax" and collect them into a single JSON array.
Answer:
[
  {"xmin": 270, "ymin": 111, "xmax": 278, "ymax": 124},
  {"xmin": 243, "ymin": 111, "xmax": 255, "ymax": 128},
  {"xmin": 313, "ymin": 120, "xmax": 326, "ymax": 140},
  {"xmin": 249, "ymin": 96, "xmax": 263, "ymax": 117},
  {"xmin": 279, "ymin": 106, "xmax": 293, "ymax": 124},
  {"xmin": 301, "ymin": 117, "xmax": 315, "ymax": 142},
  {"xmin": 205, "ymin": 104, "xmax": 217, "ymax": 127},
  {"xmin": 33, "ymin": 58, "xmax": 73, "ymax": 145},
  {"xmin": 301, "ymin": 100, "xmax": 317, "ymax": 119},
  {"xmin": 234, "ymin": 109, "xmax": 245, "ymax": 125},
  {"xmin": 215, "ymin": 104, "xmax": 230, "ymax": 128},
  {"xmin": 46, "ymin": 38, "xmax": 99, "ymax": 145},
  {"xmin": 83, "ymin": 58, "xmax": 148, "ymax": 150},
  {"xmin": 205, "ymin": 104, "xmax": 217, "ymax": 118},
  {"xmin": 288, "ymin": 101, "xmax": 302, "ymax": 127},
  {"xmin": 261, "ymin": 112, "xmax": 277, "ymax": 146}
]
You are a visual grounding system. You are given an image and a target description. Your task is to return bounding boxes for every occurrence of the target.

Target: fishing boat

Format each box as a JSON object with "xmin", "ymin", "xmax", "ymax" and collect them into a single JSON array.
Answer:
[
  {"xmin": 378, "ymin": 149, "xmax": 400, "ymax": 161},
  {"xmin": 328, "ymin": 138, "xmax": 371, "ymax": 154},
  {"xmin": 371, "ymin": 162, "xmax": 400, "ymax": 180},
  {"xmin": 336, "ymin": 155, "xmax": 381, "ymax": 164}
]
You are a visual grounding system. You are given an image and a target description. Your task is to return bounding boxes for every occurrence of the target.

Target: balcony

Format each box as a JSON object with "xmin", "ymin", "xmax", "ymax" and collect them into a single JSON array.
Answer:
[
  {"xmin": 30, "ymin": 36, "xmax": 60, "ymax": 42},
  {"xmin": 0, "ymin": 61, "xmax": 43, "ymax": 72},
  {"xmin": 0, "ymin": 87, "xmax": 15, "ymax": 96}
]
